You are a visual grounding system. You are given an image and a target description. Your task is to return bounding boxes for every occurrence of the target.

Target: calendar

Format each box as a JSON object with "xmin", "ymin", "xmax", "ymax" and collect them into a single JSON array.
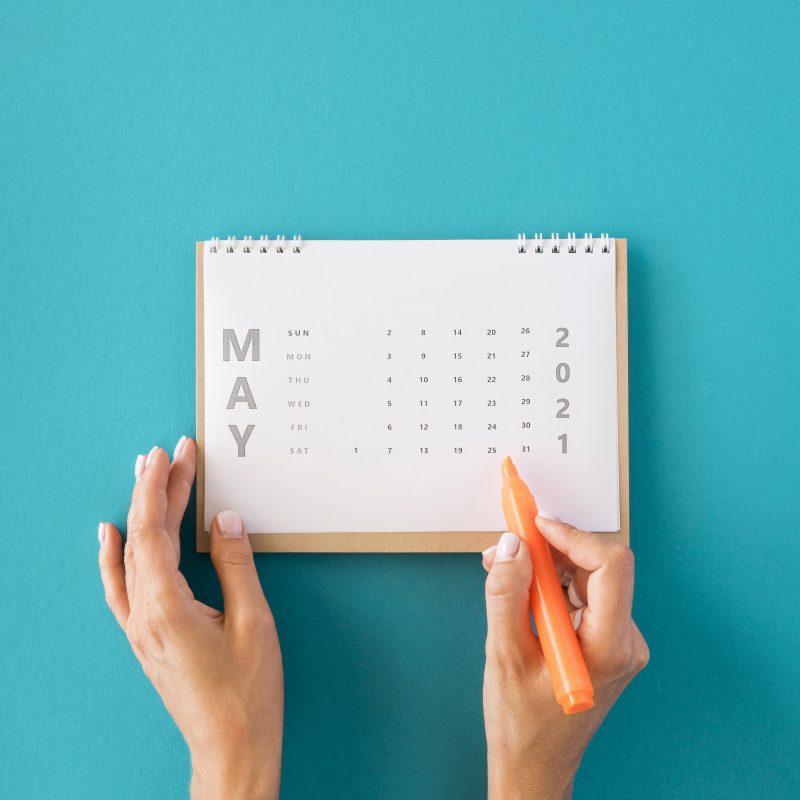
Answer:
[{"xmin": 196, "ymin": 237, "xmax": 628, "ymax": 552}]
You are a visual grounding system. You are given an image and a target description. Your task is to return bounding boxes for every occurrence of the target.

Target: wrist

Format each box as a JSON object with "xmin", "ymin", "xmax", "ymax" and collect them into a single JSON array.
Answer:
[
  {"xmin": 489, "ymin": 773, "xmax": 573, "ymax": 800},
  {"xmin": 488, "ymin": 752, "xmax": 576, "ymax": 800},
  {"xmin": 190, "ymin": 749, "xmax": 279, "ymax": 800}
]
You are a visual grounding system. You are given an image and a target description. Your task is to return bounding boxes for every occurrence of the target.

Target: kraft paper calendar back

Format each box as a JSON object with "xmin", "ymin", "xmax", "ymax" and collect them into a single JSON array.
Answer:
[{"xmin": 196, "ymin": 238, "xmax": 629, "ymax": 553}]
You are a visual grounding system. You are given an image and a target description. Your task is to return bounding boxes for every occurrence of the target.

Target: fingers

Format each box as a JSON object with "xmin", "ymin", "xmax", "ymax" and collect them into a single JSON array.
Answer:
[
  {"xmin": 535, "ymin": 515, "xmax": 635, "ymax": 644},
  {"xmin": 484, "ymin": 532, "xmax": 540, "ymax": 663},
  {"xmin": 127, "ymin": 447, "xmax": 178, "ymax": 581},
  {"xmin": 484, "ymin": 525, "xmax": 586, "ymax": 597},
  {"xmin": 124, "ymin": 538, "xmax": 137, "ymax": 606},
  {"xmin": 483, "ymin": 536, "xmax": 587, "ymax": 629},
  {"xmin": 98, "ymin": 522, "xmax": 129, "ymax": 628},
  {"xmin": 535, "ymin": 516, "xmax": 610, "ymax": 572},
  {"xmin": 209, "ymin": 510, "xmax": 270, "ymax": 626},
  {"xmin": 483, "ymin": 526, "xmax": 589, "ymax": 605},
  {"xmin": 165, "ymin": 436, "xmax": 196, "ymax": 554}
]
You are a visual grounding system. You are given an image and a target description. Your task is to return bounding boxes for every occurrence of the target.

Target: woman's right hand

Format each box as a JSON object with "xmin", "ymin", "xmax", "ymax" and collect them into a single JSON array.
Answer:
[{"xmin": 482, "ymin": 516, "xmax": 649, "ymax": 800}]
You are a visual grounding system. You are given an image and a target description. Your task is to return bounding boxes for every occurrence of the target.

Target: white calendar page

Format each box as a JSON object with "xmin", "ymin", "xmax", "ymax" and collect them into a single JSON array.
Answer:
[{"xmin": 202, "ymin": 239, "xmax": 620, "ymax": 534}]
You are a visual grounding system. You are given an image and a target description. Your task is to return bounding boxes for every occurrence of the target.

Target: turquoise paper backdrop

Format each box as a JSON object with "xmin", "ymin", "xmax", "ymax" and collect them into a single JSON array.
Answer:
[{"xmin": 2, "ymin": 2, "xmax": 798, "ymax": 797}]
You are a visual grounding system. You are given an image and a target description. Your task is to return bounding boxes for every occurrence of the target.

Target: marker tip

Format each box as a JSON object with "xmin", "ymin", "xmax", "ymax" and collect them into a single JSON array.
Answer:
[{"xmin": 501, "ymin": 456, "xmax": 518, "ymax": 479}]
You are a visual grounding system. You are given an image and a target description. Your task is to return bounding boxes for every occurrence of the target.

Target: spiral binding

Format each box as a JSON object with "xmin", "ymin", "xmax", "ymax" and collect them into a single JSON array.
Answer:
[
  {"xmin": 210, "ymin": 233, "xmax": 609, "ymax": 255},
  {"xmin": 208, "ymin": 235, "xmax": 302, "ymax": 254},
  {"xmin": 516, "ymin": 232, "xmax": 611, "ymax": 254}
]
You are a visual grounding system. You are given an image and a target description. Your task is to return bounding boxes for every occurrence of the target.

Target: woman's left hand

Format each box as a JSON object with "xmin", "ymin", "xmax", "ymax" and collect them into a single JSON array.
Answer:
[{"xmin": 98, "ymin": 438, "xmax": 283, "ymax": 800}]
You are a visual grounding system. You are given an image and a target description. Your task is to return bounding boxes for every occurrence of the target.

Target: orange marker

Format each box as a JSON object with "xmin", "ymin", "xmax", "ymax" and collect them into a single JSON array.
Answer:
[{"xmin": 500, "ymin": 456, "xmax": 595, "ymax": 714}]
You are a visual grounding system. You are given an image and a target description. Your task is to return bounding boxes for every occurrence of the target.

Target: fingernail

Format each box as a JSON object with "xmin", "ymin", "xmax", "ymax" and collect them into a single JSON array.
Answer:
[
  {"xmin": 174, "ymin": 436, "xmax": 187, "ymax": 459},
  {"xmin": 571, "ymin": 607, "xmax": 584, "ymax": 631},
  {"xmin": 481, "ymin": 544, "xmax": 497, "ymax": 559},
  {"xmin": 98, "ymin": 522, "xmax": 106, "ymax": 545},
  {"xmin": 494, "ymin": 532, "xmax": 520, "ymax": 563},
  {"xmin": 217, "ymin": 509, "xmax": 243, "ymax": 538},
  {"xmin": 538, "ymin": 511, "xmax": 562, "ymax": 522},
  {"xmin": 134, "ymin": 454, "xmax": 146, "ymax": 479},
  {"xmin": 568, "ymin": 582, "xmax": 583, "ymax": 608},
  {"xmin": 145, "ymin": 446, "xmax": 159, "ymax": 468}
]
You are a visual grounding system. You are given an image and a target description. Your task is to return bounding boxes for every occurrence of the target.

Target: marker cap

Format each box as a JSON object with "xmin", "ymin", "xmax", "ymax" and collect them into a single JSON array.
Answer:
[{"xmin": 559, "ymin": 689, "xmax": 595, "ymax": 715}]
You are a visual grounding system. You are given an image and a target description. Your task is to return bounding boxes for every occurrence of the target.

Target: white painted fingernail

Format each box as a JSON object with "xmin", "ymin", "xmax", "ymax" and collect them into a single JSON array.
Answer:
[
  {"xmin": 145, "ymin": 446, "xmax": 159, "ymax": 467},
  {"xmin": 98, "ymin": 523, "xmax": 106, "ymax": 546},
  {"xmin": 571, "ymin": 607, "xmax": 584, "ymax": 630},
  {"xmin": 481, "ymin": 545, "xmax": 497, "ymax": 559},
  {"xmin": 538, "ymin": 511, "xmax": 562, "ymax": 522},
  {"xmin": 134, "ymin": 454, "xmax": 146, "ymax": 479},
  {"xmin": 568, "ymin": 582, "xmax": 584, "ymax": 608},
  {"xmin": 494, "ymin": 532, "xmax": 520, "ymax": 563},
  {"xmin": 174, "ymin": 436, "xmax": 187, "ymax": 459},
  {"xmin": 217, "ymin": 509, "xmax": 243, "ymax": 538}
]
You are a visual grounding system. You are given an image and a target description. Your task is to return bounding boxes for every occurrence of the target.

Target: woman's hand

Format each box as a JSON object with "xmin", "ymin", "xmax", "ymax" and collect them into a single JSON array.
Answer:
[
  {"xmin": 482, "ymin": 516, "xmax": 649, "ymax": 800},
  {"xmin": 98, "ymin": 438, "xmax": 283, "ymax": 800}
]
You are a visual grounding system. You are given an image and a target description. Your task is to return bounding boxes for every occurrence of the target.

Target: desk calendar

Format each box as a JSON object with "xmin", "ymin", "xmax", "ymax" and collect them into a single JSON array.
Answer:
[{"xmin": 196, "ymin": 237, "xmax": 629, "ymax": 552}]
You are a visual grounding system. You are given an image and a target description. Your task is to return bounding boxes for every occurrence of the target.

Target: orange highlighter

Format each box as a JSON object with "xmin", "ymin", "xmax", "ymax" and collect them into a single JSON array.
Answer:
[{"xmin": 500, "ymin": 456, "xmax": 595, "ymax": 714}]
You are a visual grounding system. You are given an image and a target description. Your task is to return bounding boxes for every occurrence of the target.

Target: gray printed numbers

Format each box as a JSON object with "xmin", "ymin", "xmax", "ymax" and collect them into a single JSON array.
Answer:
[
  {"xmin": 223, "ymin": 325, "xmax": 577, "ymax": 459},
  {"xmin": 556, "ymin": 327, "xmax": 570, "ymax": 454},
  {"xmin": 376, "ymin": 325, "xmax": 575, "ymax": 458}
]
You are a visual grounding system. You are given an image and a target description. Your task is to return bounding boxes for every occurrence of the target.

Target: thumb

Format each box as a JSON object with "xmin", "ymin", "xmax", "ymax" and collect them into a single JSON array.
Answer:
[
  {"xmin": 210, "ymin": 509, "xmax": 269, "ymax": 622},
  {"xmin": 484, "ymin": 532, "xmax": 538, "ymax": 659}
]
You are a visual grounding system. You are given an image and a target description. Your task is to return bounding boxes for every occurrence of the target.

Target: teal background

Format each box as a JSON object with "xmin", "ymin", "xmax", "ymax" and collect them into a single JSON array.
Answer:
[{"xmin": 2, "ymin": 1, "xmax": 798, "ymax": 797}]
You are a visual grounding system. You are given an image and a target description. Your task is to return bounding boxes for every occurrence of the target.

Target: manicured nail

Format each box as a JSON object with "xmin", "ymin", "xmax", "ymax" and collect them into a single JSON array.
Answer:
[
  {"xmin": 146, "ymin": 446, "xmax": 159, "ymax": 468},
  {"xmin": 538, "ymin": 511, "xmax": 562, "ymax": 522},
  {"xmin": 134, "ymin": 454, "xmax": 146, "ymax": 479},
  {"xmin": 494, "ymin": 532, "xmax": 520, "ymax": 563},
  {"xmin": 482, "ymin": 544, "xmax": 498, "ymax": 559},
  {"xmin": 568, "ymin": 582, "xmax": 583, "ymax": 608},
  {"xmin": 217, "ymin": 509, "xmax": 243, "ymax": 538},
  {"xmin": 173, "ymin": 436, "xmax": 187, "ymax": 459},
  {"xmin": 571, "ymin": 607, "xmax": 584, "ymax": 631},
  {"xmin": 98, "ymin": 522, "xmax": 106, "ymax": 545}
]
